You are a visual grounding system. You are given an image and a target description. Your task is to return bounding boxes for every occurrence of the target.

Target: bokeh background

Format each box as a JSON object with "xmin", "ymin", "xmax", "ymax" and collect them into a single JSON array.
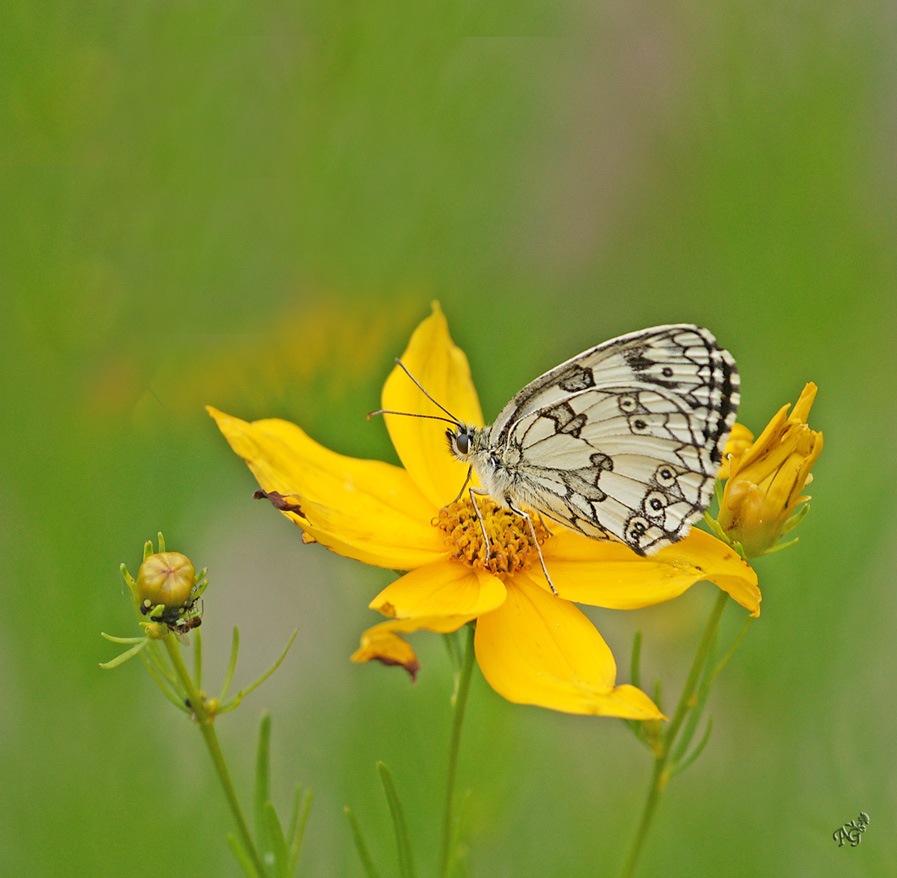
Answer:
[{"xmin": 2, "ymin": 3, "xmax": 895, "ymax": 876}]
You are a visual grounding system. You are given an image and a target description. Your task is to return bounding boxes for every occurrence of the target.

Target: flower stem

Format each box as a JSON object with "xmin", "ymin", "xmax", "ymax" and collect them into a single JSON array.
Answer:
[
  {"xmin": 162, "ymin": 636, "xmax": 267, "ymax": 878},
  {"xmin": 439, "ymin": 626, "xmax": 476, "ymax": 878},
  {"xmin": 619, "ymin": 590, "xmax": 729, "ymax": 878}
]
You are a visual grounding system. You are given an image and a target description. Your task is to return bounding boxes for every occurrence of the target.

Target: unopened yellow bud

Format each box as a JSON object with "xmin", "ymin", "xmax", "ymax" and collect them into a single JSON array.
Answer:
[
  {"xmin": 718, "ymin": 383, "xmax": 822, "ymax": 557},
  {"xmin": 136, "ymin": 552, "xmax": 196, "ymax": 610}
]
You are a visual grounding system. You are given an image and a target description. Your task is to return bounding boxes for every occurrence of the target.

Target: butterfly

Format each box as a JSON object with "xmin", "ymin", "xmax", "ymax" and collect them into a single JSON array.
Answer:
[{"xmin": 378, "ymin": 324, "xmax": 739, "ymax": 593}]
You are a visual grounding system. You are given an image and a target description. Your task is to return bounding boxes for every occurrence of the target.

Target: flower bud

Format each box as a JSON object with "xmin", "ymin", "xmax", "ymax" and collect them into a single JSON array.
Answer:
[
  {"xmin": 136, "ymin": 552, "xmax": 196, "ymax": 610},
  {"xmin": 718, "ymin": 383, "xmax": 822, "ymax": 557}
]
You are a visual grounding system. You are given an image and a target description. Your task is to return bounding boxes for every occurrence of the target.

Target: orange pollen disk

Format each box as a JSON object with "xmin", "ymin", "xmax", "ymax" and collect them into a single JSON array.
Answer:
[{"xmin": 434, "ymin": 495, "xmax": 549, "ymax": 578}]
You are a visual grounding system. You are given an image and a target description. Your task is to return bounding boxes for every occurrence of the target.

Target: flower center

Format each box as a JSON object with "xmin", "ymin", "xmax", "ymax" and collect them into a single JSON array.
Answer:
[{"xmin": 434, "ymin": 495, "xmax": 549, "ymax": 578}]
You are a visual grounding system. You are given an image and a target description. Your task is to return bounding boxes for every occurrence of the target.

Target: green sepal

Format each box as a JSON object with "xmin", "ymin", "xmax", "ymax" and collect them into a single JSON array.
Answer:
[
  {"xmin": 98, "ymin": 637, "xmax": 149, "ymax": 669},
  {"xmin": 781, "ymin": 500, "xmax": 810, "ymax": 535}
]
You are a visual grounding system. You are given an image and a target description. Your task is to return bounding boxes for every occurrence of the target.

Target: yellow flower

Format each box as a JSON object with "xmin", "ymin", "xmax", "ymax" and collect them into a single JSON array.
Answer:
[
  {"xmin": 717, "ymin": 383, "xmax": 822, "ymax": 558},
  {"xmin": 208, "ymin": 304, "xmax": 759, "ymax": 719}
]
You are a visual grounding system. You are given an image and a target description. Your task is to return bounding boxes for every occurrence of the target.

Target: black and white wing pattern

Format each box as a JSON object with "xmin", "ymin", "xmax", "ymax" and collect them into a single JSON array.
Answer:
[{"xmin": 490, "ymin": 325, "xmax": 739, "ymax": 554}]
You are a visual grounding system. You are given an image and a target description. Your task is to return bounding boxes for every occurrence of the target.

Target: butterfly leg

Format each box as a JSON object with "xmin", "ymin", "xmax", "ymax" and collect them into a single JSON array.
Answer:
[
  {"xmin": 507, "ymin": 500, "xmax": 558, "ymax": 596},
  {"xmin": 468, "ymin": 487, "xmax": 494, "ymax": 563}
]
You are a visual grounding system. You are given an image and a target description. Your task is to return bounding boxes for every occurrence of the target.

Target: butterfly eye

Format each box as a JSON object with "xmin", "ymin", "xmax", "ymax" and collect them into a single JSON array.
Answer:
[{"xmin": 447, "ymin": 427, "xmax": 470, "ymax": 456}]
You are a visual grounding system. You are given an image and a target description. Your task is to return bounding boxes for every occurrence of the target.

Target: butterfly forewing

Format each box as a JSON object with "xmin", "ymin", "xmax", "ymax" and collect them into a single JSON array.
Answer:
[{"xmin": 488, "ymin": 325, "xmax": 739, "ymax": 554}]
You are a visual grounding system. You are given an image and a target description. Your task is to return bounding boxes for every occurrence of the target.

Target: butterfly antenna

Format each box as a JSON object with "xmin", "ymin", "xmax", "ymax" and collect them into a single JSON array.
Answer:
[
  {"xmin": 393, "ymin": 358, "xmax": 462, "ymax": 422},
  {"xmin": 367, "ymin": 359, "xmax": 464, "ymax": 425},
  {"xmin": 366, "ymin": 409, "xmax": 459, "ymax": 424}
]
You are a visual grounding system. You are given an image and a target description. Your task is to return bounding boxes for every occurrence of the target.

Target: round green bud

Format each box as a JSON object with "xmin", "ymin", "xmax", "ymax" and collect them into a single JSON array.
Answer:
[{"xmin": 136, "ymin": 552, "xmax": 196, "ymax": 610}]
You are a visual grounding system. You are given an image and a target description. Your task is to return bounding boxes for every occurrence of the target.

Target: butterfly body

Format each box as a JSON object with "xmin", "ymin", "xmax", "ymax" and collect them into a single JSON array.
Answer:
[{"xmin": 446, "ymin": 324, "xmax": 739, "ymax": 556}]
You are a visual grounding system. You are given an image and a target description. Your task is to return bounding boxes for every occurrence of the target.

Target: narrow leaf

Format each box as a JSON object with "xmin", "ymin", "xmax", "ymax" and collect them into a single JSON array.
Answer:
[
  {"xmin": 377, "ymin": 762, "xmax": 417, "ymax": 878},
  {"xmin": 192, "ymin": 626, "xmax": 203, "ymax": 689},
  {"xmin": 264, "ymin": 801, "xmax": 290, "ymax": 876},
  {"xmin": 630, "ymin": 629, "xmax": 642, "ymax": 689},
  {"xmin": 344, "ymin": 807, "xmax": 382, "ymax": 878},
  {"xmin": 145, "ymin": 640, "xmax": 179, "ymax": 686},
  {"xmin": 220, "ymin": 629, "xmax": 298, "ymax": 712},
  {"xmin": 670, "ymin": 716, "xmax": 714, "ymax": 778},
  {"xmin": 671, "ymin": 634, "xmax": 717, "ymax": 764},
  {"xmin": 227, "ymin": 831, "xmax": 264, "ymax": 878},
  {"xmin": 220, "ymin": 626, "xmax": 241, "ymax": 702},
  {"xmin": 139, "ymin": 652, "xmax": 189, "ymax": 711},
  {"xmin": 288, "ymin": 790, "xmax": 313, "ymax": 875},
  {"xmin": 286, "ymin": 784, "xmax": 303, "ymax": 853},
  {"xmin": 442, "ymin": 631, "xmax": 462, "ymax": 675},
  {"xmin": 255, "ymin": 713, "xmax": 273, "ymax": 861}
]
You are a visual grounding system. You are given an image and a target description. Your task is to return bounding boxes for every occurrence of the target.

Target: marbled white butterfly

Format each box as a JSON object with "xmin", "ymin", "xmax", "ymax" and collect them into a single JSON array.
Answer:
[{"xmin": 381, "ymin": 324, "xmax": 739, "ymax": 593}]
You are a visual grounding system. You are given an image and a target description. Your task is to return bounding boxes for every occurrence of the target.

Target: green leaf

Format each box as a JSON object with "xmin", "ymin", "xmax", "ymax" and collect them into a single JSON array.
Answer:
[
  {"xmin": 220, "ymin": 629, "xmax": 298, "ymax": 713},
  {"xmin": 670, "ymin": 716, "xmax": 714, "ymax": 779},
  {"xmin": 227, "ymin": 831, "xmax": 264, "ymax": 878},
  {"xmin": 630, "ymin": 629, "xmax": 643, "ymax": 689},
  {"xmin": 344, "ymin": 806, "xmax": 382, "ymax": 878},
  {"xmin": 377, "ymin": 762, "xmax": 417, "ymax": 878},
  {"xmin": 288, "ymin": 787, "xmax": 313, "ymax": 876},
  {"xmin": 264, "ymin": 801, "xmax": 290, "ymax": 877},
  {"xmin": 220, "ymin": 626, "xmax": 241, "ymax": 702},
  {"xmin": 192, "ymin": 626, "xmax": 203, "ymax": 689},
  {"xmin": 670, "ymin": 633, "xmax": 718, "ymax": 764},
  {"xmin": 443, "ymin": 631, "xmax": 463, "ymax": 676},
  {"xmin": 255, "ymin": 713, "xmax": 273, "ymax": 863}
]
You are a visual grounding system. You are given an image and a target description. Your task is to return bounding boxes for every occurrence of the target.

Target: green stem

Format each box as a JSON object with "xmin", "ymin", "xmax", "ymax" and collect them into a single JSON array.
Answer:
[
  {"xmin": 439, "ymin": 626, "xmax": 476, "ymax": 878},
  {"xmin": 619, "ymin": 590, "xmax": 729, "ymax": 878},
  {"xmin": 162, "ymin": 636, "xmax": 266, "ymax": 878}
]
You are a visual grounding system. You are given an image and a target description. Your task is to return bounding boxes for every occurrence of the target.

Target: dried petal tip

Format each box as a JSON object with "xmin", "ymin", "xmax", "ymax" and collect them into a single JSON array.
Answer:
[
  {"xmin": 136, "ymin": 552, "xmax": 196, "ymax": 610},
  {"xmin": 351, "ymin": 628, "xmax": 421, "ymax": 682}
]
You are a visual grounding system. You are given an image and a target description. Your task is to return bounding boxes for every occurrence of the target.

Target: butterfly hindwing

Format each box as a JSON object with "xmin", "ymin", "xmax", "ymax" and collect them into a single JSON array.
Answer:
[{"xmin": 488, "ymin": 325, "xmax": 739, "ymax": 554}]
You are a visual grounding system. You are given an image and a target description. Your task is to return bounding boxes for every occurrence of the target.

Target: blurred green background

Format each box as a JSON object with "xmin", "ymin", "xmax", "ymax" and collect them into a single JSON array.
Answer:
[{"xmin": 2, "ymin": 2, "xmax": 894, "ymax": 876}]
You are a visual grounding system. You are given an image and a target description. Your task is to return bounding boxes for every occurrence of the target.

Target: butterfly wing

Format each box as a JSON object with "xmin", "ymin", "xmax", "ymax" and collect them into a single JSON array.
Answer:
[{"xmin": 489, "ymin": 325, "xmax": 739, "ymax": 554}]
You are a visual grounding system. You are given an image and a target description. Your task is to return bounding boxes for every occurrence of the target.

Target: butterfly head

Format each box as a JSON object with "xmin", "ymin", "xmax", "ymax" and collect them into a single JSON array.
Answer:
[{"xmin": 446, "ymin": 424, "xmax": 474, "ymax": 461}]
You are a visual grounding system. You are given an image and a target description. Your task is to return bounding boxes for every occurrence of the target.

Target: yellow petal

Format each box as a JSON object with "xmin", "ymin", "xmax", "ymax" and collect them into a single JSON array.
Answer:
[
  {"xmin": 791, "ymin": 381, "xmax": 818, "ymax": 422},
  {"xmin": 474, "ymin": 573, "xmax": 663, "ymax": 718},
  {"xmin": 718, "ymin": 422, "xmax": 754, "ymax": 480},
  {"xmin": 381, "ymin": 302, "xmax": 485, "ymax": 508},
  {"xmin": 543, "ymin": 527, "xmax": 761, "ymax": 617},
  {"xmin": 208, "ymin": 406, "xmax": 446, "ymax": 569},
  {"xmin": 351, "ymin": 614, "xmax": 477, "ymax": 679},
  {"xmin": 369, "ymin": 561, "xmax": 507, "ymax": 619}
]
